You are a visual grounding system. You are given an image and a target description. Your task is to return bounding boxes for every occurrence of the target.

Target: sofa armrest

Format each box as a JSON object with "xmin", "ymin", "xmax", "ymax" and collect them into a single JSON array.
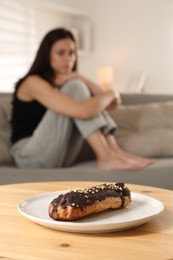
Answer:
[{"xmin": 121, "ymin": 93, "xmax": 173, "ymax": 105}]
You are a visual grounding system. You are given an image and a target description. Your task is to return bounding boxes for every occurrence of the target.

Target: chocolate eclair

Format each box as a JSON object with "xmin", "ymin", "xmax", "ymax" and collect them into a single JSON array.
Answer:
[{"xmin": 48, "ymin": 182, "xmax": 131, "ymax": 221}]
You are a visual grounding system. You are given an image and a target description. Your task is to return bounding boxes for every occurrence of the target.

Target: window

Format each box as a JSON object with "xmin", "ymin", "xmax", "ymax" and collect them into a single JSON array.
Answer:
[
  {"xmin": 0, "ymin": 0, "xmax": 92, "ymax": 92},
  {"xmin": 0, "ymin": 0, "xmax": 36, "ymax": 92}
]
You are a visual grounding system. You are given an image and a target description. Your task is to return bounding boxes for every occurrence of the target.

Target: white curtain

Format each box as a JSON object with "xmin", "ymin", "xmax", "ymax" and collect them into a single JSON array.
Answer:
[{"xmin": 0, "ymin": 0, "xmax": 36, "ymax": 92}]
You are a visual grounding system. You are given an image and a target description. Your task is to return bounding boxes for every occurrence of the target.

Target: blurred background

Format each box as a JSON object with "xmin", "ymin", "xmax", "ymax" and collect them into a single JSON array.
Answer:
[{"xmin": 0, "ymin": 0, "xmax": 172, "ymax": 94}]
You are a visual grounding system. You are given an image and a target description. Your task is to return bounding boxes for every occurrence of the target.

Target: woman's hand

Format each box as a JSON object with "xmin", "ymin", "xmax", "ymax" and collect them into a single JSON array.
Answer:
[{"xmin": 106, "ymin": 89, "xmax": 121, "ymax": 110}]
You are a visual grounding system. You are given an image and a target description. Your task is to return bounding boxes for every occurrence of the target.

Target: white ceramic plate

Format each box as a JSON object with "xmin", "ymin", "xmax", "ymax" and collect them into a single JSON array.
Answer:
[{"xmin": 18, "ymin": 190, "xmax": 164, "ymax": 233}]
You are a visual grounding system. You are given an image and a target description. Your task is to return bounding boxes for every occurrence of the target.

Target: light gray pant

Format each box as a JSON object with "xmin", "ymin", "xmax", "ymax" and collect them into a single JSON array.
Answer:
[{"xmin": 10, "ymin": 79, "xmax": 117, "ymax": 168}]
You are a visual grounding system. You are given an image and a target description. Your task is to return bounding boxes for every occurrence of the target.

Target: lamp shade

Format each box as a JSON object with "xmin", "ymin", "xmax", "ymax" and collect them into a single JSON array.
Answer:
[{"xmin": 97, "ymin": 67, "xmax": 114, "ymax": 90}]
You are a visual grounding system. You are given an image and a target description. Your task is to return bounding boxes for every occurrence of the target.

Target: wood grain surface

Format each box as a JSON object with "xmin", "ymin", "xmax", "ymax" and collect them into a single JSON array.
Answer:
[{"xmin": 0, "ymin": 181, "xmax": 172, "ymax": 260}]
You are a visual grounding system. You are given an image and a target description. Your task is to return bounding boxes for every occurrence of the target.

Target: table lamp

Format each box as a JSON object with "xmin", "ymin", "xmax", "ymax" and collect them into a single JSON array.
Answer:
[{"xmin": 97, "ymin": 66, "xmax": 114, "ymax": 91}]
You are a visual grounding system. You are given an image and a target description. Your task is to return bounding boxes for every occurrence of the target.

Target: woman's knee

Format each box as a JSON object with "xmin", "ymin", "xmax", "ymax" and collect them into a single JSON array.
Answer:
[{"xmin": 61, "ymin": 79, "xmax": 91, "ymax": 100}]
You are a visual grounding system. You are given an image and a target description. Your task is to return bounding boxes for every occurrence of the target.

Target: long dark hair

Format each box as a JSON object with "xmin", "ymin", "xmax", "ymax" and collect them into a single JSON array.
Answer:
[{"xmin": 15, "ymin": 28, "xmax": 77, "ymax": 89}]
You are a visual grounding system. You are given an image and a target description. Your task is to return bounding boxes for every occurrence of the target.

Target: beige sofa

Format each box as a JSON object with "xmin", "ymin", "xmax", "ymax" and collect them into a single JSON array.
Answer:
[{"xmin": 0, "ymin": 92, "xmax": 173, "ymax": 190}]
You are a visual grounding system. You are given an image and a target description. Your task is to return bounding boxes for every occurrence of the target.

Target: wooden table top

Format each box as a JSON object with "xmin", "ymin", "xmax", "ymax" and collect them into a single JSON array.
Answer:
[{"xmin": 0, "ymin": 181, "xmax": 173, "ymax": 260}]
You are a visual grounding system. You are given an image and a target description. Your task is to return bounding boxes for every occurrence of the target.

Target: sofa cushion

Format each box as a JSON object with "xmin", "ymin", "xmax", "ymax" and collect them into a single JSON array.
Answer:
[
  {"xmin": 109, "ymin": 101, "xmax": 173, "ymax": 157},
  {"xmin": 0, "ymin": 94, "xmax": 13, "ymax": 164}
]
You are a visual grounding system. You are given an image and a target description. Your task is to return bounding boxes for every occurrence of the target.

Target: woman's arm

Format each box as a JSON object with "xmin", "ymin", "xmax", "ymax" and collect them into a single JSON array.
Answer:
[
  {"xmin": 19, "ymin": 75, "xmax": 116, "ymax": 120},
  {"xmin": 79, "ymin": 74, "xmax": 122, "ymax": 109},
  {"xmin": 54, "ymin": 72, "xmax": 121, "ymax": 110}
]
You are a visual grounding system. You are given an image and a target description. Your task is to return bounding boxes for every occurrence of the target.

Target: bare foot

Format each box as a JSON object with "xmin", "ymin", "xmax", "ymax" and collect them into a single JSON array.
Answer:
[
  {"xmin": 97, "ymin": 153, "xmax": 147, "ymax": 171},
  {"xmin": 118, "ymin": 150, "xmax": 155, "ymax": 167}
]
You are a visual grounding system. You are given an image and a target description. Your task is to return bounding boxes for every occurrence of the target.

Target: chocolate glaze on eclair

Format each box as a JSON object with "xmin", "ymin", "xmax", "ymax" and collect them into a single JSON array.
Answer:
[{"xmin": 48, "ymin": 182, "xmax": 131, "ymax": 221}]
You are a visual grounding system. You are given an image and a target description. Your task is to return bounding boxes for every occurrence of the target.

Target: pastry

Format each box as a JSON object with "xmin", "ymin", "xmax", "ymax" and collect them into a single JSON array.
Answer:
[{"xmin": 48, "ymin": 182, "xmax": 131, "ymax": 221}]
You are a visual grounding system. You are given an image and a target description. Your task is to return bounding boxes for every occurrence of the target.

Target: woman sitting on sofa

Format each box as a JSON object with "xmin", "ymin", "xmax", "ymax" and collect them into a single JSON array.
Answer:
[{"xmin": 10, "ymin": 28, "xmax": 153, "ymax": 170}]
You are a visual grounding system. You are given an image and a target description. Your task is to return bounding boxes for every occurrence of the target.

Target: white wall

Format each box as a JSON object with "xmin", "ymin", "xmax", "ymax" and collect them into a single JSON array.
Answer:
[{"xmin": 49, "ymin": 0, "xmax": 173, "ymax": 94}]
